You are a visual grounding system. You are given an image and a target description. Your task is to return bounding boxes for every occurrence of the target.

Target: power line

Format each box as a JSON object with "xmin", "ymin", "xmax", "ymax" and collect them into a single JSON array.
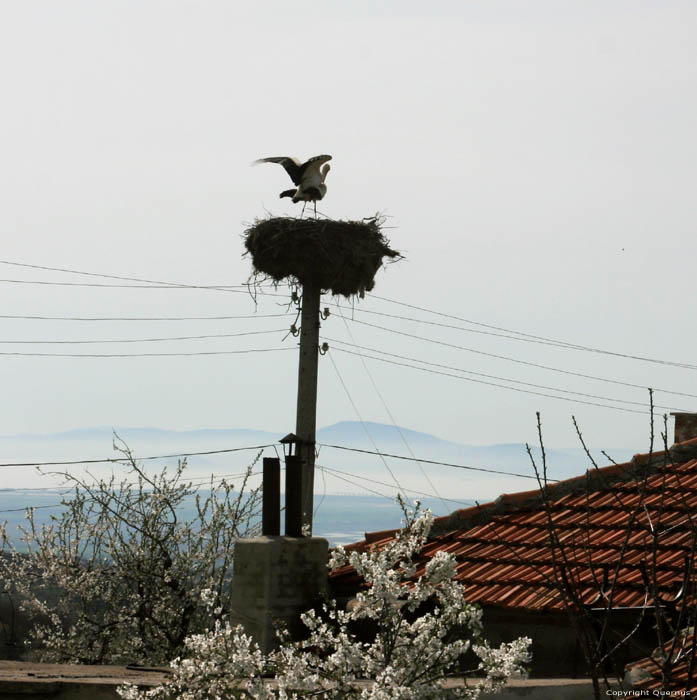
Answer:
[
  {"xmin": 333, "ymin": 346, "xmax": 649, "ymax": 415},
  {"xmin": 326, "ymin": 351, "xmax": 410, "ymax": 502},
  {"xmin": 7, "ymin": 258, "xmax": 693, "ymax": 370},
  {"xmin": 313, "ymin": 466, "xmax": 328, "ymax": 520},
  {"xmin": 0, "ymin": 444, "xmax": 275, "ymax": 469},
  {"xmin": 343, "ymin": 318, "xmax": 697, "ymax": 400},
  {"xmin": 0, "ymin": 467, "xmax": 264, "ymax": 492},
  {"xmin": 333, "ymin": 306, "xmax": 448, "ymax": 511},
  {"xmin": 316, "ymin": 464, "xmax": 473, "ymax": 507},
  {"xmin": 0, "ymin": 347, "xmax": 293, "ymax": 358},
  {"xmin": 0, "ymin": 278, "xmax": 254, "ymax": 292},
  {"xmin": 0, "ymin": 468, "xmax": 266, "ymax": 513},
  {"xmin": 365, "ymin": 295, "xmax": 593, "ymax": 348},
  {"xmin": 0, "ymin": 329, "xmax": 287, "ymax": 345},
  {"xmin": 2, "ymin": 459, "xmax": 494, "ymax": 518},
  {"xmin": 6, "ymin": 301, "xmax": 693, "ymax": 399},
  {"xmin": 314, "ymin": 466, "xmax": 394, "ymax": 501},
  {"xmin": 0, "ymin": 313, "xmax": 289, "ymax": 322},
  {"xmin": 0, "ymin": 504, "xmax": 62, "ymax": 513},
  {"xmin": 366, "ymin": 294, "xmax": 697, "ymax": 371},
  {"xmin": 317, "ymin": 443, "xmax": 559, "ymax": 482},
  {"xmin": 0, "ymin": 260, "xmax": 288, "ymax": 298},
  {"xmin": 0, "ymin": 260, "xmax": 256, "ymax": 290},
  {"xmin": 326, "ymin": 338, "xmax": 687, "ymax": 413},
  {"xmin": 335, "ymin": 305, "xmax": 589, "ymax": 351},
  {"xmin": 5, "ymin": 310, "xmax": 691, "ymax": 397},
  {"xmin": 1, "ymin": 461, "xmax": 473, "ymax": 522},
  {"xmin": 4, "ymin": 466, "xmax": 451, "ymax": 516}
]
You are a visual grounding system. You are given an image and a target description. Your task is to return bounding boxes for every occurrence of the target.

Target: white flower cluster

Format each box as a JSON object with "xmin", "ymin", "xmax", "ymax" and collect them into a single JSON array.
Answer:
[
  {"xmin": 119, "ymin": 501, "xmax": 531, "ymax": 699},
  {"xmin": 0, "ymin": 443, "xmax": 262, "ymax": 665}
]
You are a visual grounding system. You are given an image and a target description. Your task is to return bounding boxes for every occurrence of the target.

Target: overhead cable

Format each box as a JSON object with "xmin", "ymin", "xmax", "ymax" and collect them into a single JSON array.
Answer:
[
  {"xmin": 326, "ymin": 338, "xmax": 687, "ymax": 412},
  {"xmin": 0, "ymin": 329, "xmax": 287, "ymax": 345},
  {"xmin": 0, "ymin": 313, "xmax": 288, "ymax": 322},
  {"xmin": 333, "ymin": 346, "xmax": 650, "ymax": 415},
  {"xmin": 317, "ymin": 443, "xmax": 556, "ymax": 482},
  {"xmin": 7, "ymin": 259, "xmax": 693, "ymax": 369},
  {"xmin": 0, "ymin": 347, "xmax": 293, "ymax": 358},
  {"xmin": 0, "ymin": 444, "xmax": 275, "ymax": 469},
  {"xmin": 0, "ymin": 260, "xmax": 285, "ymax": 296},
  {"xmin": 366, "ymin": 294, "xmax": 697, "ymax": 371},
  {"xmin": 343, "ymin": 318, "xmax": 697, "ymax": 398},
  {"xmin": 0, "ymin": 278, "xmax": 255, "ymax": 292},
  {"xmin": 333, "ymin": 306, "xmax": 448, "ymax": 511},
  {"xmin": 0, "ymin": 260, "xmax": 253, "ymax": 290},
  {"xmin": 317, "ymin": 464, "xmax": 473, "ymax": 507},
  {"xmin": 326, "ymin": 352, "xmax": 410, "ymax": 501},
  {"xmin": 0, "ymin": 468, "xmax": 266, "ymax": 513}
]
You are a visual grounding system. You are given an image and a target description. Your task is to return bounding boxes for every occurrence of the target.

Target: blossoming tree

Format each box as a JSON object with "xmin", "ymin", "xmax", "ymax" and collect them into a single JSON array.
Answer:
[
  {"xmin": 120, "ymin": 501, "xmax": 530, "ymax": 699},
  {"xmin": 0, "ymin": 440, "xmax": 262, "ymax": 665}
]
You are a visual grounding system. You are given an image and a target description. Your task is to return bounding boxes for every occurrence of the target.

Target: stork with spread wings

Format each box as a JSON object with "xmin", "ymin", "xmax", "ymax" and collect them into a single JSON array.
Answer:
[{"xmin": 253, "ymin": 154, "xmax": 332, "ymax": 216}]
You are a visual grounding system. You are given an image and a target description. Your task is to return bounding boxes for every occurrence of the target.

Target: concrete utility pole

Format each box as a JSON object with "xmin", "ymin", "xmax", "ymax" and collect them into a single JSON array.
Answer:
[
  {"xmin": 236, "ymin": 212, "xmax": 398, "ymax": 652},
  {"xmin": 294, "ymin": 282, "xmax": 321, "ymax": 535}
]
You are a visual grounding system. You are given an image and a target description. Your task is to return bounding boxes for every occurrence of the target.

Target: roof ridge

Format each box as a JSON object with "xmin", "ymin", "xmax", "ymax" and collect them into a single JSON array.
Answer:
[
  {"xmin": 429, "ymin": 438, "xmax": 697, "ymax": 536},
  {"xmin": 352, "ymin": 439, "xmax": 697, "ymax": 545}
]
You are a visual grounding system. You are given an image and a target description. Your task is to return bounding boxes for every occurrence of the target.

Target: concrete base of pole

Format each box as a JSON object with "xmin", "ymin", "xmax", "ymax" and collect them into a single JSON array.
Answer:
[{"xmin": 229, "ymin": 536, "xmax": 329, "ymax": 654}]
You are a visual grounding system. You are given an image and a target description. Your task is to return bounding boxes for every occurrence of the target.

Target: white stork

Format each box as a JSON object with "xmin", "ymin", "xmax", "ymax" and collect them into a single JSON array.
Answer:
[{"xmin": 253, "ymin": 154, "xmax": 332, "ymax": 216}]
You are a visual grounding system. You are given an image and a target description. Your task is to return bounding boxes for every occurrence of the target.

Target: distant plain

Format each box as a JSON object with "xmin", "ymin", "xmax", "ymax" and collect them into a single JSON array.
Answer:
[{"xmin": 0, "ymin": 421, "xmax": 635, "ymax": 547}]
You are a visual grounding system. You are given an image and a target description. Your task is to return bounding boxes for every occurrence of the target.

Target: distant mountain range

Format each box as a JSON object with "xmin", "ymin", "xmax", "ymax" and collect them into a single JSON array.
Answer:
[{"xmin": 0, "ymin": 422, "xmax": 634, "ymax": 502}]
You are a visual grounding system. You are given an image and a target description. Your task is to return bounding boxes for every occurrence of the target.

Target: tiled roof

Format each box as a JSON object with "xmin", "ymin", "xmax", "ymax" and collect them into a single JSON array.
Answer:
[
  {"xmin": 626, "ymin": 630, "xmax": 697, "ymax": 691},
  {"xmin": 330, "ymin": 438, "xmax": 697, "ymax": 613}
]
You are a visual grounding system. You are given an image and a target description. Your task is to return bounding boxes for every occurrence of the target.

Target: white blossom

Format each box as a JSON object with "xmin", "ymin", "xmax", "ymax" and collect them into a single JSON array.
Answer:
[
  {"xmin": 119, "ymin": 501, "xmax": 531, "ymax": 700},
  {"xmin": 0, "ymin": 441, "xmax": 262, "ymax": 665}
]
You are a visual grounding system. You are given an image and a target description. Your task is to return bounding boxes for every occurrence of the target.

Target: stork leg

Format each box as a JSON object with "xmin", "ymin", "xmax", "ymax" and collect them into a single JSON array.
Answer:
[
  {"xmin": 313, "ymin": 201, "xmax": 317, "ymax": 217},
  {"xmin": 301, "ymin": 202, "xmax": 307, "ymax": 218}
]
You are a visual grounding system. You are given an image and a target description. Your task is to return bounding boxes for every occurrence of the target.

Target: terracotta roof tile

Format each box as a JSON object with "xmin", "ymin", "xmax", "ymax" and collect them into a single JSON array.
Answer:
[
  {"xmin": 329, "ymin": 438, "xmax": 697, "ymax": 614},
  {"xmin": 364, "ymin": 529, "xmax": 399, "ymax": 545},
  {"xmin": 627, "ymin": 629, "xmax": 697, "ymax": 691}
]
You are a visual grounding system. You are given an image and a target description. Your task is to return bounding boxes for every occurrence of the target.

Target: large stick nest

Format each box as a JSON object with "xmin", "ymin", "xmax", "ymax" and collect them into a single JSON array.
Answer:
[{"xmin": 243, "ymin": 217, "xmax": 400, "ymax": 298}]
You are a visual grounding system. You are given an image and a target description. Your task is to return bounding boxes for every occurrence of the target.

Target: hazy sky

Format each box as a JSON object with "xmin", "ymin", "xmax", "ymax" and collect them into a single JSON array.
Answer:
[{"xmin": 1, "ymin": 1, "xmax": 695, "ymax": 462}]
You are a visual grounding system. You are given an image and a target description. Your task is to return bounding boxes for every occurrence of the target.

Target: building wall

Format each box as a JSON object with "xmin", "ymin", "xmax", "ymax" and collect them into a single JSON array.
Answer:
[{"xmin": 481, "ymin": 606, "xmax": 658, "ymax": 679}]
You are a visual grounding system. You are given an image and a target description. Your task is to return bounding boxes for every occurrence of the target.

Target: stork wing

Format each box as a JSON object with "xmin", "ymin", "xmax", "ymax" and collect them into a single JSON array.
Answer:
[
  {"xmin": 299, "ymin": 154, "xmax": 332, "ymax": 179},
  {"xmin": 252, "ymin": 156, "xmax": 303, "ymax": 185}
]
